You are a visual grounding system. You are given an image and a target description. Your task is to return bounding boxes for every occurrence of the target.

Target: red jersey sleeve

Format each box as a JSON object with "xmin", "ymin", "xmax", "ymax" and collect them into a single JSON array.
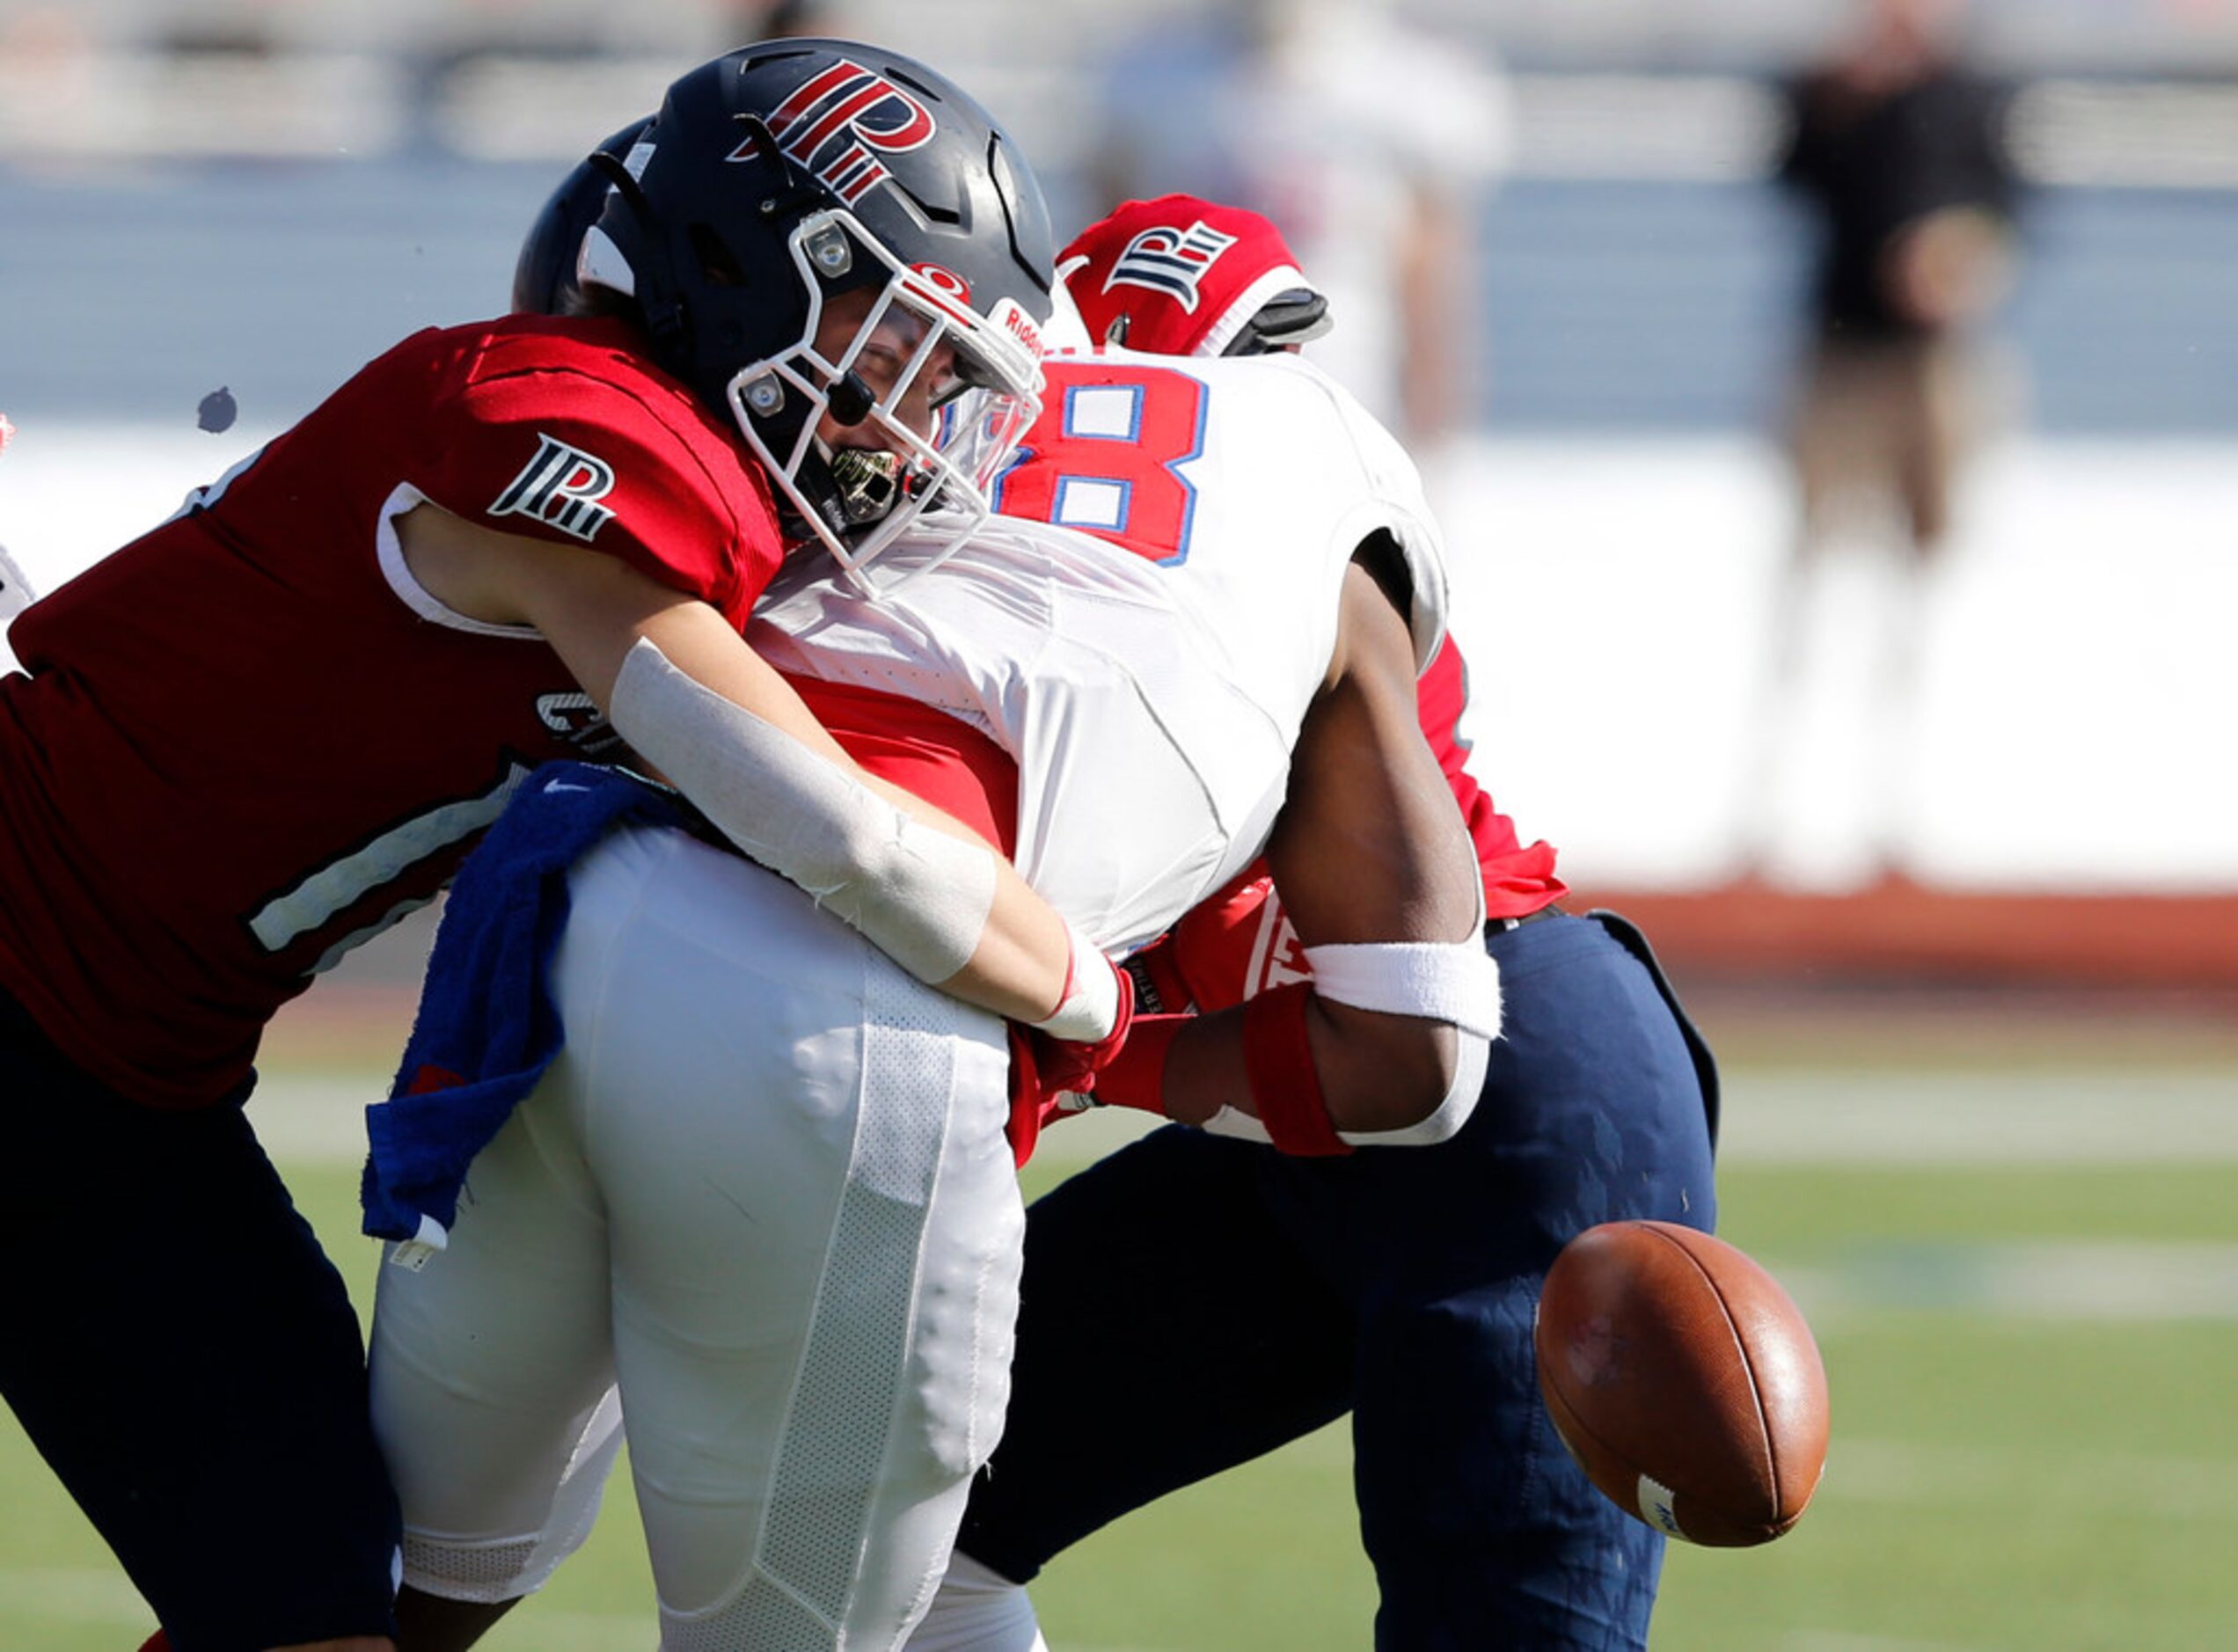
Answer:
[
  {"xmin": 1415, "ymin": 638, "xmax": 1569, "ymax": 917},
  {"xmin": 414, "ymin": 329, "xmax": 788, "ymax": 625}
]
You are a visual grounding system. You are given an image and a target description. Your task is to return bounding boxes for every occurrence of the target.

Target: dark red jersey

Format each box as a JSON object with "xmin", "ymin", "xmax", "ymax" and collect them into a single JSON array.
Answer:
[{"xmin": 0, "ymin": 315, "xmax": 786, "ymax": 1107}]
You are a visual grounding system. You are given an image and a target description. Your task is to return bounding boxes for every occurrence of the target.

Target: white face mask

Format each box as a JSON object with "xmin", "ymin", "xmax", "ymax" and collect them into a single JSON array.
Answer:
[{"xmin": 726, "ymin": 211, "xmax": 1047, "ymax": 598}]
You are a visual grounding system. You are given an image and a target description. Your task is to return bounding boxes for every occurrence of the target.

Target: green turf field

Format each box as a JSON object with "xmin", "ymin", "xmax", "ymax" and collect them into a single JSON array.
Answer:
[{"xmin": 5, "ymin": 1020, "xmax": 2235, "ymax": 1650}]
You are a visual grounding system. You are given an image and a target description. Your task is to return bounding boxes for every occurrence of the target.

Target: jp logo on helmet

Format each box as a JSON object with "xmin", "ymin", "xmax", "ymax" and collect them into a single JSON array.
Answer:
[{"xmin": 752, "ymin": 58, "xmax": 937, "ymax": 205}]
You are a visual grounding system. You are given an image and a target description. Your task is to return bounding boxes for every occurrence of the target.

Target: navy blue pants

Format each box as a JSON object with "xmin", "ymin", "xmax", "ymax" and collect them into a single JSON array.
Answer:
[
  {"xmin": 0, "ymin": 990, "xmax": 400, "ymax": 1651},
  {"xmin": 955, "ymin": 911, "xmax": 1719, "ymax": 1651}
]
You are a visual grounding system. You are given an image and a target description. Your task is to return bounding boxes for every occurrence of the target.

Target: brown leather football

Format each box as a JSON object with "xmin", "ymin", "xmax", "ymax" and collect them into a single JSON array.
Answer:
[{"xmin": 1534, "ymin": 1220, "xmax": 1829, "ymax": 1546}]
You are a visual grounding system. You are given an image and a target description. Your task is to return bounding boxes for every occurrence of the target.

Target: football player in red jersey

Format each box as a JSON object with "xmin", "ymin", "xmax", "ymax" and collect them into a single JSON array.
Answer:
[
  {"xmin": 907, "ymin": 200, "xmax": 1724, "ymax": 1652},
  {"xmin": 0, "ymin": 41, "xmax": 1126, "ymax": 1652}
]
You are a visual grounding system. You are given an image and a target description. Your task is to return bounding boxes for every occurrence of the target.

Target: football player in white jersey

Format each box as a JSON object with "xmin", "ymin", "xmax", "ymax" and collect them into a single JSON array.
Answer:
[
  {"xmin": 362, "ymin": 170, "xmax": 1500, "ymax": 1652},
  {"xmin": 912, "ymin": 200, "xmax": 1719, "ymax": 1652}
]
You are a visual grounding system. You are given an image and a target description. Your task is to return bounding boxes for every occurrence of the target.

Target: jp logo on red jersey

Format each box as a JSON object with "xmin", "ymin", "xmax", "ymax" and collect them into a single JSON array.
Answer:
[
  {"xmin": 490, "ymin": 435, "xmax": 618, "ymax": 543},
  {"xmin": 1103, "ymin": 220, "xmax": 1240, "ymax": 314},
  {"xmin": 749, "ymin": 58, "xmax": 937, "ymax": 206}
]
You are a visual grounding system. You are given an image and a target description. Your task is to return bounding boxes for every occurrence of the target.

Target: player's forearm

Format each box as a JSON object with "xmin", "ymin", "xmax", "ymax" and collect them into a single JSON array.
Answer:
[
  {"xmin": 608, "ymin": 634, "xmax": 1091, "ymax": 1022},
  {"xmin": 1162, "ymin": 998, "xmax": 1455, "ymax": 1124},
  {"xmin": 1095, "ymin": 983, "xmax": 1489, "ymax": 1152},
  {"xmin": 825, "ymin": 760, "xmax": 1081, "ymax": 1021},
  {"xmin": 470, "ymin": 523, "xmax": 1098, "ymax": 1025},
  {"xmin": 936, "ymin": 863, "xmax": 1082, "ymax": 1025}
]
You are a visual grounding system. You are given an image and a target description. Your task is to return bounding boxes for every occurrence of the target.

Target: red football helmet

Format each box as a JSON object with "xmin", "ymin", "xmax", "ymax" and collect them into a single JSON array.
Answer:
[{"xmin": 1057, "ymin": 194, "xmax": 1331, "ymax": 358}]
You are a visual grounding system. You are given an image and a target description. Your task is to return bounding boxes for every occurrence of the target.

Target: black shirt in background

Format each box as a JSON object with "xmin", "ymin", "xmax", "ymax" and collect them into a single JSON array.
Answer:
[{"xmin": 1778, "ymin": 68, "xmax": 2022, "ymax": 340}]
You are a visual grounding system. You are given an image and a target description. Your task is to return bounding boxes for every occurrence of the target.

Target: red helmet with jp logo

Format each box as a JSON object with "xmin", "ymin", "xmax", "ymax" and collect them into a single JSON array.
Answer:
[
  {"xmin": 1057, "ymin": 194, "xmax": 1331, "ymax": 358},
  {"xmin": 545, "ymin": 40, "xmax": 1055, "ymax": 589}
]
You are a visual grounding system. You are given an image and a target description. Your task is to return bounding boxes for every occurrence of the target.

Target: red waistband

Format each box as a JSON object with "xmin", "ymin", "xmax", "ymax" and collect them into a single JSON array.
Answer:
[{"xmin": 780, "ymin": 673, "xmax": 1019, "ymax": 858}]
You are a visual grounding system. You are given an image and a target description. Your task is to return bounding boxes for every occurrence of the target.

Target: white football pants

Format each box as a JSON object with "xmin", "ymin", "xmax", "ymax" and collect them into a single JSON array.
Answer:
[{"xmin": 369, "ymin": 823, "xmax": 1023, "ymax": 1651}]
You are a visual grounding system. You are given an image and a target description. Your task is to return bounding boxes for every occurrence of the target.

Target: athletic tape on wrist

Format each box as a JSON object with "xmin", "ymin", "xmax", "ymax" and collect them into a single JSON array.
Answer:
[
  {"xmin": 1299, "ymin": 937, "xmax": 1503, "ymax": 1041},
  {"xmin": 608, "ymin": 636, "xmax": 997, "ymax": 986},
  {"xmin": 1029, "ymin": 919, "xmax": 1122, "ymax": 1042},
  {"xmin": 1242, "ymin": 982, "xmax": 1351, "ymax": 1157}
]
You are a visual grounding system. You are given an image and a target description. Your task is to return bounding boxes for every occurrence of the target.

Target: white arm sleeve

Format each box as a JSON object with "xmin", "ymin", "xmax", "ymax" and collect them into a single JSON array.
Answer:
[
  {"xmin": 1196, "ymin": 1020, "xmax": 1491, "ymax": 1150},
  {"xmin": 607, "ymin": 635, "xmax": 998, "ymax": 986},
  {"xmin": 1337, "ymin": 1028, "xmax": 1488, "ymax": 1148},
  {"xmin": 1301, "ymin": 938, "xmax": 1503, "ymax": 1041}
]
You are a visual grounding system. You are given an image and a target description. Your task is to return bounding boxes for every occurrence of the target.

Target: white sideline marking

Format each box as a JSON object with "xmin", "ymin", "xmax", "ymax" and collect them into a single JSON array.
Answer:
[
  {"xmin": 1822, "ymin": 1439, "xmax": 2238, "ymax": 1523},
  {"xmin": 249, "ymin": 1066, "xmax": 2238, "ymax": 1169},
  {"xmin": 247, "ymin": 1072, "xmax": 1176, "ymax": 1169},
  {"xmin": 1718, "ymin": 1071, "xmax": 2238, "ymax": 1166},
  {"xmin": 1781, "ymin": 1240, "xmax": 2238, "ymax": 1324}
]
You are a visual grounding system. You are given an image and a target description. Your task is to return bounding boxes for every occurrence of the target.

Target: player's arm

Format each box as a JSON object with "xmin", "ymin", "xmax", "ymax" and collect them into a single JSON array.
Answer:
[
  {"xmin": 396, "ymin": 502, "xmax": 1112, "ymax": 1034},
  {"xmin": 1093, "ymin": 558, "xmax": 1498, "ymax": 1149}
]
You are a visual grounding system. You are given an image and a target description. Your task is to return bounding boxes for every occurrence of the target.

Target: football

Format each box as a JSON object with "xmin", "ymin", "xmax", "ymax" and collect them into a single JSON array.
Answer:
[{"xmin": 1534, "ymin": 1220, "xmax": 1829, "ymax": 1547}]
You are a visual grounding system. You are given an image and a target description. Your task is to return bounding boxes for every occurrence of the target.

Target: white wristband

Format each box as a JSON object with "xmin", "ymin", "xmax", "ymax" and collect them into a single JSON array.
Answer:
[
  {"xmin": 1028, "ymin": 919, "xmax": 1121, "ymax": 1042},
  {"xmin": 608, "ymin": 636, "xmax": 998, "ymax": 986}
]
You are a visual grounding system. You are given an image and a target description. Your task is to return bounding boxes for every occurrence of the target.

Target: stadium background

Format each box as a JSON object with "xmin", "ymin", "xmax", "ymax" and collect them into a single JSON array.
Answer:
[{"xmin": 2, "ymin": 1, "xmax": 2234, "ymax": 1645}]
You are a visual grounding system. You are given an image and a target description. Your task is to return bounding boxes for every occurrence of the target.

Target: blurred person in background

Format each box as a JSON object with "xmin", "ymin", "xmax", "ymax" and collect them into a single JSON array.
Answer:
[
  {"xmin": 718, "ymin": 0, "xmax": 843, "ymax": 43},
  {"xmin": 1758, "ymin": 0, "xmax": 2025, "ymax": 877},
  {"xmin": 1086, "ymin": 0, "xmax": 1509, "ymax": 453},
  {"xmin": 0, "ymin": 41, "xmax": 1092, "ymax": 1652},
  {"xmin": 906, "ymin": 196, "xmax": 1721, "ymax": 1652}
]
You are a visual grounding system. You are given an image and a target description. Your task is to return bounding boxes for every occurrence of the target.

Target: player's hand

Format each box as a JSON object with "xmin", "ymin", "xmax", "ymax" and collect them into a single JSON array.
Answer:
[
  {"xmin": 1027, "ymin": 958, "xmax": 1136, "ymax": 1100},
  {"xmin": 1003, "ymin": 1012, "xmax": 1124, "ymax": 1165},
  {"xmin": 1003, "ymin": 950, "xmax": 1140, "ymax": 1165}
]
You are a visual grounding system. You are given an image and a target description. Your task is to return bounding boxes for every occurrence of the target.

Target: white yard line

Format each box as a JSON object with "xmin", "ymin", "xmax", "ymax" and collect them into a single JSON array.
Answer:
[
  {"xmin": 265, "ymin": 1070, "xmax": 2238, "ymax": 1328},
  {"xmin": 1820, "ymin": 1438, "xmax": 2238, "ymax": 1523},
  {"xmin": 1716, "ymin": 1071, "xmax": 2238, "ymax": 1166},
  {"xmin": 1781, "ymin": 1239, "xmax": 2238, "ymax": 1325},
  {"xmin": 1780, "ymin": 1636, "xmax": 1987, "ymax": 1652},
  {"xmin": 249, "ymin": 1073, "xmax": 1174, "ymax": 1170},
  {"xmin": 250, "ymin": 1066, "xmax": 2238, "ymax": 1169}
]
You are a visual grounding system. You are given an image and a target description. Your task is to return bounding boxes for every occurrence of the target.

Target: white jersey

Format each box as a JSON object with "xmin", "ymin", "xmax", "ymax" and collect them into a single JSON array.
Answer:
[{"xmin": 750, "ymin": 348, "xmax": 1449, "ymax": 957}]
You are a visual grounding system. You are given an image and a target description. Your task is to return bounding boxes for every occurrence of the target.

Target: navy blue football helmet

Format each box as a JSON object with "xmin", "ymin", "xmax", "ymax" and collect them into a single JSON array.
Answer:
[
  {"xmin": 513, "ymin": 119, "xmax": 648, "ymax": 320},
  {"xmin": 522, "ymin": 41, "xmax": 1055, "ymax": 590}
]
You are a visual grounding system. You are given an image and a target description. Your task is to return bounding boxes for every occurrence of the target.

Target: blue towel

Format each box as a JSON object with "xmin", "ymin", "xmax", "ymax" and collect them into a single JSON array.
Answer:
[{"xmin": 361, "ymin": 760, "xmax": 691, "ymax": 1255}]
